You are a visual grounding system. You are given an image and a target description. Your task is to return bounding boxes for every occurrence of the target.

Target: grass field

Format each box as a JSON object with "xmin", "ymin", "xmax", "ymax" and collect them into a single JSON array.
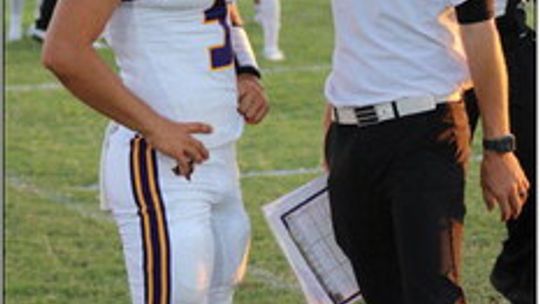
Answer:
[{"xmin": 5, "ymin": 1, "xmax": 526, "ymax": 303}]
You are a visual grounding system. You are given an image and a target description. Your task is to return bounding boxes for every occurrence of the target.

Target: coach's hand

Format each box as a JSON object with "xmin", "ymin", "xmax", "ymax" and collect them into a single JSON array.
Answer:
[
  {"xmin": 237, "ymin": 74, "xmax": 269, "ymax": 124},
  {"xmin": 481, "ymin": 151, "xmax": 529, "ymax": 222},
  {"xmin": 145, "ymin": 119, "xmax": 213, "ymax": 177}
]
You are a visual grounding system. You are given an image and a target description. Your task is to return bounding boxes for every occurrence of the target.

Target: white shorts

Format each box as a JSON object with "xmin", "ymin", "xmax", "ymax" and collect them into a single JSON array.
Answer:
[{"xmin": 100, "ymin": 123, "xmax": 250, "ymax": 304}]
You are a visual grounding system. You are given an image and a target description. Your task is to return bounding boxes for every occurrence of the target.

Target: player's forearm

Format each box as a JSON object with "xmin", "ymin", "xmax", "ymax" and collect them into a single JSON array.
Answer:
[
  {"xmin": 42, "ymin": 0, "xmax": 167, "ymax": 138},
  {"xmin": 229, "ymin": 3, "xmax": 244, "ymax": 26},
  {"xmin": 43, "ymin": 43, "xmax": 164, "ymax": 137},
  {"xmin": 460, "ymin": 19, "xmax": 510, "ymax": 139}
]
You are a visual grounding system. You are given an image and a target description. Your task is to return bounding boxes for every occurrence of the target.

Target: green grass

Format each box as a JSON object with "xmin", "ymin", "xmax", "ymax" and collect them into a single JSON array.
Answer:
[{"xmin": 5, "ymin": 1, "xmax": 528, "ymax": 303}]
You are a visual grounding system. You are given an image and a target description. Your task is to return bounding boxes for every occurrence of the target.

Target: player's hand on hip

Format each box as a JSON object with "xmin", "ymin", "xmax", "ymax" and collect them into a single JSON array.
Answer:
[
  {"xmin": 145, "ymin": 119, "xmax": 213, "ymax": 177},
  {"xmin": 481, "ymin": 151, "xmax": 530, "ymax": 222},
  {"xmin": 237, "ymin": 74, "xmax": 269, "ymax": 124}
]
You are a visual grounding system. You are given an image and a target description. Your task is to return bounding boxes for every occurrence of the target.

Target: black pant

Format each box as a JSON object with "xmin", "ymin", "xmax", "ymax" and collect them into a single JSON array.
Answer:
[
  {"xmin": 326, "ymin": 101, "xmax": 470, "ymax": 304},
  {"xmin": 464, "ymin": 19, "xmax": 536, "ymax": 304},
  {"xmin": 35, "ymin": 0, "xmax": 58, "ymax": 30}
]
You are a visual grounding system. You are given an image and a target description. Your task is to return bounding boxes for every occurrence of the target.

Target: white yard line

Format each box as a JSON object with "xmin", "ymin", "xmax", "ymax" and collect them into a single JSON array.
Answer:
[
  {"xmin": 7, "ymin": 174, "xmax": 302, "ymax": 293},
  {"xmin": 241, "ymin": 167, "xmax": 322, "ymax": 178},
  {"xmin": 248, "ymin": 266, "xmax": 301, "ymax": 292},
  {"xmin": 262, "ymin": 64, "xmax": 331, "ymax": 75},
  {"xmin": 6, "ymin": 82, "xmax": 62, "ymax": 93},
  {"xmin": 72, "ymin": 167, "xmax": 322, "ymax": 193},
  {"xmin": 7, "ymin": 175, "xmax": 113, "ymax": 223},
  {"xmin": 6, "ymin": 64, "xmax": 331, "ymax": 93}
]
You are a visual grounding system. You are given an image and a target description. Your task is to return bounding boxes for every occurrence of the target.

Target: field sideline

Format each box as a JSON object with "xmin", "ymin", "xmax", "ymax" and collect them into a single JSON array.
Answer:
[{"xmin": 5, "ymin": 0, "xmax": 523, "ymax": 303}]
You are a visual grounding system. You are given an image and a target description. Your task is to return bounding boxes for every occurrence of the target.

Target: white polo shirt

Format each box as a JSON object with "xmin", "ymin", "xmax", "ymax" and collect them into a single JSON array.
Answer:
[{"xmin": 325, "ymin": 0, "xmax": 473, "ymax": 108}]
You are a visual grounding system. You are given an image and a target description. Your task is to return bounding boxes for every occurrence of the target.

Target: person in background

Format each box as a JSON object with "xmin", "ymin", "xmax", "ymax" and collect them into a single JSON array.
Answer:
[
  {"xmin": 8, "ymin": 0, "xmax": 25, "ymax": 42},
  {"xmin": 8, "ymin": 0, "xmax": 59, "ymax": 43},
  {"xmin": 254, "ymin": 0, "xmax": 285, "ymax": 61},
  {"xmin": 464, "ymin": 1, "xmax": 535, "ymax": 303},
  {"xmin": 28, "ymin": 0, "xmax": 58, "ymax": 42}
]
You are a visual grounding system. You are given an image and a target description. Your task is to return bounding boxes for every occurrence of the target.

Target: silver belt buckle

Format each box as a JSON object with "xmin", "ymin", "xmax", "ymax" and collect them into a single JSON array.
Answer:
[
  {"xmin": 354, "ymin": 106, "xmax": 379, "ymax": 127},
  {"xmin": 374, "ymin": 103, "xmax": 395, "ymax": 121}
]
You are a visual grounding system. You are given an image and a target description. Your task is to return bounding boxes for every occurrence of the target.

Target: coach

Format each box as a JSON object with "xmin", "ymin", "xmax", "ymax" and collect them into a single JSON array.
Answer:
[{"xmin": 323, "ymin": 0, "xmax": 529, "ymax": 303}]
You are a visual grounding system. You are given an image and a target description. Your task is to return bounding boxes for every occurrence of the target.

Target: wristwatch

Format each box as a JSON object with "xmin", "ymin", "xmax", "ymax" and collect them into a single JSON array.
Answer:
[{"xmin": 483, "ymin": 134, "xmax": 516, "ymax": 153}]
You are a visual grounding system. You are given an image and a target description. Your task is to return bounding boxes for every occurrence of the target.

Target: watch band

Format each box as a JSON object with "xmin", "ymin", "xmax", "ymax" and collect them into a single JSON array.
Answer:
[{"xmin": 483, "ymin": 134, "xmax": 516, "ymax": 153}]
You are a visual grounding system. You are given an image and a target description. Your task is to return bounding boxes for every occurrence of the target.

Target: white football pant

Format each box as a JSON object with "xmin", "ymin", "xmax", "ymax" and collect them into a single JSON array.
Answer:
[
  {"xmin": 101, "ymin": 124, "xmax": 250, "ymax": 304},
  {"xmin": 256, "ymin": 0, "xmax": 283, "ymax": 58},
  {"xmin": 8, "ymin": 0, "xmax": 25, "ymax": 41}
]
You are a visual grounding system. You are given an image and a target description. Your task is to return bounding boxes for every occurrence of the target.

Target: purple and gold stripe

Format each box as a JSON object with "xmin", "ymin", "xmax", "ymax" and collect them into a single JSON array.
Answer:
[{"xmin": 130, "ymin": 136, "xmax": 171, "ymax": 304}]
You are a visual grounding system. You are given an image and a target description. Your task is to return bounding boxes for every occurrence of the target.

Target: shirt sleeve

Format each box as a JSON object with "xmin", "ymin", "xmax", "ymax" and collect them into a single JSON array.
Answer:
[
  {"xmin": 454, "ymin": 0, "xmax": 495, "ymax": 24},
  {"xmin": 448, "ymin": 0, "xmax": 469, "ymax": 5}
]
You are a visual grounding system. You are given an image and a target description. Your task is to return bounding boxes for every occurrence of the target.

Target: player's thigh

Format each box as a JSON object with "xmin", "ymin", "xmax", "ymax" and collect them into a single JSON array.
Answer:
[
  {"xmin": 103, "ymin": 130, "xmax": 217, "ymax": 304},
  {"xmin": 207, "ymin": 145, "xmax": 251, "ymax": 285},
  {"xmin": 210, "ymin": 186, "xmax": 250, "ymax": 285},
  {"xmin": 100, "ymin": 125, "xmax": 134, "ymax": 212},
  {"xmin": 165, "ymin": 194, "xmax": 216, "ymax": 304}
]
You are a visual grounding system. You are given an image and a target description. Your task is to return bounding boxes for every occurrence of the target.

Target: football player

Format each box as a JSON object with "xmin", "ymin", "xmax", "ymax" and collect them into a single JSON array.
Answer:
[
  {"xmin": 42, "ymin": 0, "xmax": 268, "ymax": 303},
  {"xmin": 254, "ymin": 0, "xmax": 285, "ymax": 61}
]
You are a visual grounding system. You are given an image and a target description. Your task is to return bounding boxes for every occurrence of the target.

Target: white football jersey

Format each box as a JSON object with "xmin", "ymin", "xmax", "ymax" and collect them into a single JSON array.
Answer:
[
  {"xmin": 325, "ymin": 0, "xmax": 472, "ymax": 107},
  {"xmin": 105, "ymin": 0, "xmax": 243, "ymax": 148}
]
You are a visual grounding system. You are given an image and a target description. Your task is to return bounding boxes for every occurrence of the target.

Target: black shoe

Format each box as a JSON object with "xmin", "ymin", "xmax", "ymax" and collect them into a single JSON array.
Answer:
[{"xmin": 28, "ymin": 26, "xmax": 46, "ymax": 43}]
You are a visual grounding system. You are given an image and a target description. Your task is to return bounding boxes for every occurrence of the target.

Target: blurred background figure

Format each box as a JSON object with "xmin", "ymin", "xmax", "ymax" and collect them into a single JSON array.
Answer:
[
  {"xmin": 7, "ymin": 0, "xmax": 58, "ymax": 42},
  {"xmin": 28, "ymin": 0, "xmax": 58, "ymax": 42},
  {"xmin": 8, "ymin": 0, "xmax": 25, "ymax": 42},
  {"xmin": 8, "ymin": 0, "xmax": 106, "ymax": 47},
  {"xmin": 254, "ymin": 0, "xmax": 285, "ymax": 61}
]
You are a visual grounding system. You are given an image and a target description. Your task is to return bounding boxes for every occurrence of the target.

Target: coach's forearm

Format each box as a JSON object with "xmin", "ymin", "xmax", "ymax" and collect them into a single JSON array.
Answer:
[
  {"xmin": 460, "ymin": 19, "xmax": 509, "ymax": 139},
  {"xmin": 323, "ymin": 104, "xmax": 332, "ymax": 132},
  {"xmin": 321, "ymin": 103, "xmax": 332, "ymax": 170}
]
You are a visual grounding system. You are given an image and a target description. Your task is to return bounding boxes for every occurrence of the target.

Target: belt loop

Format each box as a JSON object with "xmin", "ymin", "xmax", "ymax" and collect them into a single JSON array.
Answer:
[
  {"xmin": 391, "ymin": 102, "xmax": 400, "ymax": 118},
  {"xmin": 333, "ymin": 107, "xmax": 340, "ymax": 123}
]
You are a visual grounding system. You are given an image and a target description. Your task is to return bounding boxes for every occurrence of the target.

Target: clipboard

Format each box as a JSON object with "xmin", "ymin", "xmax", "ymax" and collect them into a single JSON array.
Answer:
[{"xmin": 262, "ymin": 174, "xmax": 363, "ymax": 304}]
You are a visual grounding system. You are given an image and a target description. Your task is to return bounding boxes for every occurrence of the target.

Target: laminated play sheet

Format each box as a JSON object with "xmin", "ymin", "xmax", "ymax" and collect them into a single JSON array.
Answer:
[{"xmin": 262, "ymin": 175, "xmax": 362, "ymax": 304}]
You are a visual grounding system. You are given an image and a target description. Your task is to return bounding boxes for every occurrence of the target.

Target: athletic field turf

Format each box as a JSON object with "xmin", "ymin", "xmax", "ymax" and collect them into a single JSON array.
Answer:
[{"xmin": 7, "ymin": 1, "xmax": 533, "ymax": 303}]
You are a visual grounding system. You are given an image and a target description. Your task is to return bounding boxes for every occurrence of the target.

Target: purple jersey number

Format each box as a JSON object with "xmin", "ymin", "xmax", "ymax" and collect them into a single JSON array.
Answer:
[{"xmin": 204, "ymin": 0, "xmax": 234, "ymax": 70}]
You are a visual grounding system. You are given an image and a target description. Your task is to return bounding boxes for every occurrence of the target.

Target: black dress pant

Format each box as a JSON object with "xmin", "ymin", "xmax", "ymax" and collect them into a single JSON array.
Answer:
[
  {"xmin": 464, "ymin": 16, "xmax": 536, "ymax": 304},
  {"xmin": 326, "ymin": 101, "xmax": 470, "ymax": 304}
]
